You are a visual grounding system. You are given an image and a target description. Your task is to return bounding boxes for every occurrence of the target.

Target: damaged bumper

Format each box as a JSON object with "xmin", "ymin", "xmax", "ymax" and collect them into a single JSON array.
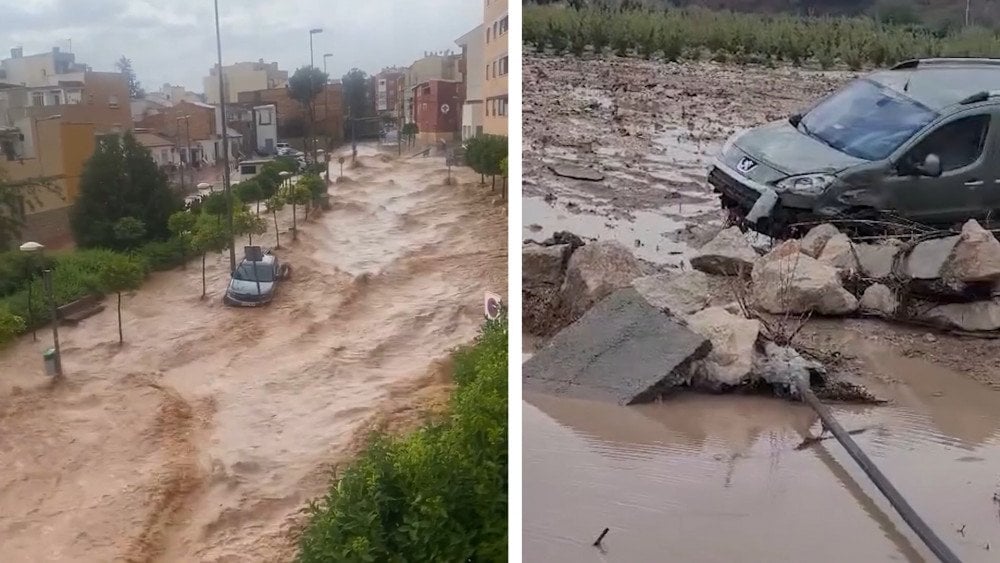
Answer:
[{"xmin": 708, "ymin": 159, "xmax": 822, "ymax": 235}]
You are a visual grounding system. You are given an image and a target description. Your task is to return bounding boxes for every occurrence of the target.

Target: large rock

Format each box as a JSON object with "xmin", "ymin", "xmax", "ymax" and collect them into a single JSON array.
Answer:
[
  {"xmin": 689, "ymin": 227, "xmax": 758, "ymax": 276},
  {"xmin": 523, "ymin": 242, "xmax": 571, "ymax": 287},
  {"xmin": 631, "ymin": 270, "xmax": 729, "ymax": 318},
  {"xmin": 817, "ymin": 233, "xmax": 859, "ymax": 277},
  {"xmin": 918, "ymin": 299, "xmax": 1000, "ymax": 332},
  {"xmin": 561, "ymin": 241, "xmax": 644, "ymax": 321},
  {"xmin": 942, "ymin": 219, "xmax": 1000, "ymax": 282},
  {"xmin": 905, "ymin": 236, "xmax": 959, "ymax": 279},
  {"xmin": 522, "ymin": 288, "xmax": 711, "ymax": 404},
  {"xmin": 686, "ymin": 307, "xmax": 761, "ymax": 390},
  {"xmin": 800, "ymin": 223, "xmax": 841, "ymax": 258},
  {"xmin": 859, "ymin": 283, "xmax": 898, "ymax": 317},
  {"xmin": 523, "ymin": 243, "xmax": 573, "ymax": 336},
  {"xmin": 855, "ymin": 241, "xmax": 903, "ymax": 279},
  {"xmin": 752, "ymin": 247, "xmax": 858, "ymax": 315}
]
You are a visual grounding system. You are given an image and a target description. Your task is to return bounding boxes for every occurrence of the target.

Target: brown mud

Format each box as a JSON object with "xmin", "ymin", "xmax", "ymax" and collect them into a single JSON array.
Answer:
[
  {"xmin": 523, "ymin": 55, "xmax": 1000, "ymax": 562},
  {"xmin": 0, "ymin": 146, "xmax": 507, "ymax": 562}
]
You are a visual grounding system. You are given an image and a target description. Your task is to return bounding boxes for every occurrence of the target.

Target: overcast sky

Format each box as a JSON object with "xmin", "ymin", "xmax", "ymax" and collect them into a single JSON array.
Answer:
[{"xmin": 0, "ymin": 0, "xmax": 482, "ymax": 93}]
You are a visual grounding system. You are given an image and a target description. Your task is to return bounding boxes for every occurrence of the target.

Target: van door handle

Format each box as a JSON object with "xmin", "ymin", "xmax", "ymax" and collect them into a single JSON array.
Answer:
[{"xmin": 965, "ymin": 179, "xmax": 985, "ymax": 187}]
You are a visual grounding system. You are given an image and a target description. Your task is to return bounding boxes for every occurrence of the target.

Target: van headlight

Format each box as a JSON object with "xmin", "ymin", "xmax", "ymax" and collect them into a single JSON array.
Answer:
[{"xmin": 775, "ymin": 173, "xmax": 835, "ymax": 196}]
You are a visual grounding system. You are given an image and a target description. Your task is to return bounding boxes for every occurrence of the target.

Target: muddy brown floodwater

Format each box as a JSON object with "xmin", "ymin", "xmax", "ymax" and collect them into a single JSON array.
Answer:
[
  {"xmin": 0, "ymin": 146, "xmax": 506, "ymax": 562},
  {"xmin": 524, "ymin": 55, "xmax": 1000, "ymax": 562}
]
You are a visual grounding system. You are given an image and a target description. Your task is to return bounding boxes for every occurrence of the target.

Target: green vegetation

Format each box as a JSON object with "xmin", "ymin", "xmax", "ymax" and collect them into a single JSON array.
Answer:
[
  {"xmin": 298, "ymin": 317, "xmax": 508, "ymax": 563},
  {"xmin": 100, "ymin": 253, "xmax": 145, "ymax": 344},
  {"xmin": 524, "ymin": 3, "xmax": 1000, "ymax": 70},
  {"xmin": 465, "ymin": 135, "xmax": 508, "ymax": 191}
]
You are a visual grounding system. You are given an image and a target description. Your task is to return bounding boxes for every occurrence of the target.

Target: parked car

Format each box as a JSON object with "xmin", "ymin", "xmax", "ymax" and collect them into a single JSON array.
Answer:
[
  {"xmin": 276, "ymin": 142, "xmax": 303, "ymax": 157},
  {"xmin": 223, "ymin": 249, "xmax": 291, "ymax": 307},
  {"xmin": 710, "ymin": 58, "xmax": 1000, "ymax": 236}
]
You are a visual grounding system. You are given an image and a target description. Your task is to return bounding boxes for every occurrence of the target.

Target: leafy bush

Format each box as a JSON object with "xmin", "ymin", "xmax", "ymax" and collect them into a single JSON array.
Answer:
[
  {"xmin": 0, "ymin": 251, "xmax": 56, "ymax": 298},
  {"xmin": 136, "ymin": 237, "xmax": 189, "ymax": 271},
  {"xmin": 298, "ymin": 318, "xmax": 508, "ymax": 562},
  {"xmin": 0, "ymin": 306, "xmax": 24, "ymax": 345}
]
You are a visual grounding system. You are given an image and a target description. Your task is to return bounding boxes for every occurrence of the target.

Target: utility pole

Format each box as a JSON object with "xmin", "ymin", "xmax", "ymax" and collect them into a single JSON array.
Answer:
[
  {"xmin": 214, "ymin": 0, "xmax": 236, "ymax": 271},
  {"xmin": 309, "ymin": 28, "xmax": 323, "ymax": 167},
  {"xmin": 324, "ymin": 52, "xmax": 332, "ymax": 162},
  {"xmin": 966, "ymin": 0, "xmax": 972, "ymax": 27}
]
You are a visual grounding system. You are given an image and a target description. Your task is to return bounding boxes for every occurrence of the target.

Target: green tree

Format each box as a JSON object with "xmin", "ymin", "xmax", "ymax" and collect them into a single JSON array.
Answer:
[
  {"xmin": 100, "ymin": 254, "xmax": 144, "ymax": 344},
  {"xmin": 289, "ymin": 66, "xmax": 330, "ymax": 164},
  {"xmin": 234, "ymin": 210, "xmax": 267, "ymax": 246},
  {"xmin": 342, "ymin": 68, "xmax": 372, "ymax": 121},
  {"xmin": 112, "ymin": 216, "xmax": 146, "ymax": 249},
  {"xmin": 298, "ymin": 174, "xmax": 326, "ymax": 205},
  {"xmin": 72, "ymin": 132, "xmax": 181, "ymax": 250},
  {"xmin": 0, "ymin": 169, "xmax": 58, "ymax": 250},
  {"xmin": 116, "ymin": 56, "xmax": 145, "ymax": 99},
  {"xmin": 465, "ymin": 135, "xmax": 508, "ymax": 191},
  {"xmin": 283, "ymin": 184, "xmax": 312, "ymax": 241},
  {"xmin": 167, "ymin": 210, "xmax": 197, "ymax": 269},
  {"xmin": 0, "ymin": 306, "xmax": 25, "ymax": 345},
  {"xmin": 236, "ymin": 179, "xmax": 265, "ymax": 215},
  {"xmin": 191, "ymin": 219, "xmax": 229, "ymax": 298},
  {"xmin": 266, "ymin": 195, "xmax": 286, "ymax": 249}
]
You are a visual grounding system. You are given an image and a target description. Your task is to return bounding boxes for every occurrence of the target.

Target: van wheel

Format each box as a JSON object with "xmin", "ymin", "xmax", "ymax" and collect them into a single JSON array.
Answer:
[{"xmin": 280, "ymin": 264, "xmax": 292, "ymax": 280}]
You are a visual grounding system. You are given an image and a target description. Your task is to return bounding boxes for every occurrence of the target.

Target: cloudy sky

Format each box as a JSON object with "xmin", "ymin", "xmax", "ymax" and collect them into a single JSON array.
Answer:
[{"xmin": 0, "ymin": 0, "xmax": 482, "ymax": 93}]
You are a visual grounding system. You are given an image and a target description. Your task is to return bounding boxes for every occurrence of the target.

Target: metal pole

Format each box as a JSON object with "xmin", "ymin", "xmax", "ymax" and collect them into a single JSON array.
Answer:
[
  {"xmin": 27, "ymin": 279, "xmax": 35, "ymax": 341},
  {"xmin": 43, "ymin": 269, "xmax": 62, "ymax": 378},
  {"xmin": 792, "ymin": 378, "xmax": 960, "ymax": 563},
  {"xmin": 214, "ymin": 0, "xmax": 236, "ymax": 271}
]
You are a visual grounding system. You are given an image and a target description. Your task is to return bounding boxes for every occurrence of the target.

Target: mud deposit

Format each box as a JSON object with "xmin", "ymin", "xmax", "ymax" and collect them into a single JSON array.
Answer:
[
  {"xmin": 524, "ymin": 322, "xmax": 1000, "ymax": 562},
  {"xmin": 523, "ymin": 54, "xmax": 855, "ymax": 263},
  {"xmin": 0, "ymin": 147, "xmax": 507, "ymax": 562}
]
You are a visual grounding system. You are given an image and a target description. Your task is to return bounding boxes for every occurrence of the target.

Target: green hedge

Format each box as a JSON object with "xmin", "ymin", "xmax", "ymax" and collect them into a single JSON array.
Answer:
[
  {"xmin": 298, "ymin": 318, "xmax": 508, "ymax": 562},
  {"xmin": 524, "ymin": 4, "xmax": 1000, "ymax": 69}
]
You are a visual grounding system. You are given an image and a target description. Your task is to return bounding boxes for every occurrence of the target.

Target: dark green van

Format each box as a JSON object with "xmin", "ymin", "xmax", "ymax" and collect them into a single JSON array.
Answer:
[{"xmin": 710, "ymin": 58, "xmax": 1000, "ymax": 236}]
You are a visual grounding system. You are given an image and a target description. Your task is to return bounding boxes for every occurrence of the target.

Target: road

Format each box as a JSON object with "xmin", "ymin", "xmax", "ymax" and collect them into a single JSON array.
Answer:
[{"xmin": 0, "ymin": 146, "xmax": 507, "ymax": 562}]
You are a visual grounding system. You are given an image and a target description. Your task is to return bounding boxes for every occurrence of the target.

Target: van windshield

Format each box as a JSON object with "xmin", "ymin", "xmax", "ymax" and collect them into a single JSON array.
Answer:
[
  {"xmin": 800, "ymin": 79, "xmax": 938, "ymax": 161},
  {"xmin": 234, "ymin": 261, "xmax": 274, "ymax": 282}
]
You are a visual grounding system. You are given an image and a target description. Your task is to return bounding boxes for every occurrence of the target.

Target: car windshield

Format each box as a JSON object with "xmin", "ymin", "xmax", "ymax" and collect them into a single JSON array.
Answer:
[
  {"xmin": 800, "ymin": 79, "xmax": 938, "ymax": 161},
  {"xmin": 233, "ymin": 261, "xmax": 274, "ymax": 282}
]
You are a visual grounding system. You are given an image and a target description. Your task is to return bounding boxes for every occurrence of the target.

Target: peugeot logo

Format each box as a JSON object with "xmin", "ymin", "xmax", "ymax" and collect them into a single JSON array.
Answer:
[{"xmin": 736, "ymin": 157, "xmax": 758, "ymax": 174}]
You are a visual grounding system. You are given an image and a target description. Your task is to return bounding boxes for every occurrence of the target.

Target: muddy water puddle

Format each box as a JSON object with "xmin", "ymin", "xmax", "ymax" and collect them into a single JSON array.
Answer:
[{"xmin": 524, "ymin": 342, "xmax": 1000, "ymax": 562}]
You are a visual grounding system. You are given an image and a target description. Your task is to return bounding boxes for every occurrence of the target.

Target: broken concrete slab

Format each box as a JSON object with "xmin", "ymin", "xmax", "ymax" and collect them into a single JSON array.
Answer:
[
  {"xmin": 817, "ymin": 233, "xmax": 859, "ymax": 277},
  {"xmin": 523, "ymin": 288, "xmax": 711, "ymax": 404},
  {"xmin": 905, "ymin": 236, "xmax": 959, "ymax": 280},
  {"xmin": 686, "ymin": 307, "xmax": 761, "ymax": 391},
  {"xmin": 942, "ymin": 219, "xmax": 1000, "ymax": 282},
  {"xmin": 859, "ymin": 283, "xmax": 898, "ymax": 317},
  {"xmin": 523, "ymin": 242, "xmax": 571, "ymax": 287},
  {"xmin": 917, "ymin": 299, "xmax": 1000, "ymax": 332},
  {"xmin": 689, "ymin": 226, "xmax": 758, "ymax": 276},
  {"xmin": 631, "ymin": 270, "xmax": 731, "ymax": 318},
  {"xmin": 800, "ymin": 223, "xmax": 841, "ymax": 258},
  {"xmin": 855, "ymin": 240, "xmax": 903, "ymax": 279},
  {"xmin": 560, "ymin": 240, "xmax": 645, "ymax": 322},
  {"xmin": 549, "ymin": 164, "xmax": 605, "ymax": 182},
  {"xmin": 752, "ymin": 247, "xmax": 858, "ymax": 315}
]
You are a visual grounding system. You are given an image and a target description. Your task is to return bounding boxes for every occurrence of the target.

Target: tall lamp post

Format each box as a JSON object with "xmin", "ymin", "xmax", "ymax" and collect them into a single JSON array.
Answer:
[
  {"xmin": 323, "ymin": 52, "xmax": 333, "ymax": 159},
  {"xmin": 214, "ymin": 0, "xmax": 236, "ymax": 271},
  {"xmin": 308, "ymin": 28, "xmax": 323, "ymax": 167},
  {"xmin": 176, "ymin": 114, "xmax": 191, "ymax": 193},
  {"xmin": 19, "ymin": 241, "xmax": 61, "ymax": 378}
]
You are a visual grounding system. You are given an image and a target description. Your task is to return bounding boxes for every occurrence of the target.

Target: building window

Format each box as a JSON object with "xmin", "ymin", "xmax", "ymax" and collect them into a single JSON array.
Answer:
[
  {"xmin": 492, "ymin": 61, "xmax": 497, "ymax": 78},
  {"xmin": 493, "ymin": 21, "xmax": 498, "ymax": 37},
  {"xmin": 109, "ymin": 95, "xmax": 119, "ymax": 108},
  {"xmin": 49, "ymin": 91, "xmax": 62, "ymax": 106},
  {"xmin": 485, "ymin": 64, "xmax": 490, "ymax": 80},
  {"xmin": 500, "ymin": 16, "xmax": 508, "ymax": 35},
  {"xmin": 499, "ymin": 56, "xmax": 508, "ymax": 76},
  {"xmin": 32, "ymin": 92, "xmax": 44, "ymax": 107},
  {"xmin": 499, "ymin": 97, "xmax": 507, "ymax": 116},
  {"xmin": 486, "ymin": 28, "xmax": 490, "ymax": 44},
  {"xmin": 258, "ymin": 110, "xmax": 272, "ymax": 125}
]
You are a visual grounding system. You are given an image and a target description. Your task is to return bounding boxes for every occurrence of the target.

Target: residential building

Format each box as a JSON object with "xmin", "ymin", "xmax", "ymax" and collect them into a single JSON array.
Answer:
[
  {"xmin": 373, "ymin": 67, "xmax": 405, "ymax": 119},
  {"xmin": 412, "ymin": 79, "xmax": 464, "ymax": 142},
  {"xmin": 134, "ymin": 130, "xmax": 178, "ymax": 167},
  {"xmin": 135, "ymin": 99, "xmax": 240, "ymax": 168},
  {"xmin": 456, "ymin": 25, "xmax": 485, "ymax": 140},
  {"xmin": 402, "ymin": 52, "xmax": 462, "ymax": 126},
  {"xmin": 227, "ymin": 104, "xmax": 278, "ymax": 156},
  {"xmin": 204, "ymin": 60, "xmax": 288, "ymax": 104},
  {"xmin": 158, "ymin": 83, "xmax": 202, "ymax": 105},
  {"xmin": 0, "ymin": 47, "xmax": 89, "ymax": 87},
  {"xmin": 1, "ymin": 116, "xmax": 96, "ymax": 248},
  {"xmin": 483, "ymin": 0, "xmax": 508, "ymax": 135},
  {"xmin": 237, "ymin": 83, "xmax": 344, "ymax": 146}
]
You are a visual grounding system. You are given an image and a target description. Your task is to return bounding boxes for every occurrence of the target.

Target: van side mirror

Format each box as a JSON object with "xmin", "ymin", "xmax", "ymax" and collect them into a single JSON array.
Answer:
[
  {"xmin": 916, "ymin": 153, "xmax": 942, "ymax": 178},
  {"xmin": 788, "ymin": 113, "xmax": 803, "ymax": 127}
]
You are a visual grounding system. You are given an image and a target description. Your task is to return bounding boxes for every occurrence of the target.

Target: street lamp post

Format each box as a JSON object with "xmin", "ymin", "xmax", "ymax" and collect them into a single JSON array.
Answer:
[
  {"xmin": 308, "ymin": 28, "xmax": 324, "ymax": 167},
  {"xmin": 323, "ymin": 52, "xmax": 332, "ymax": 159},
  {"xmin": 176, "ymin": 115, "xmax": 191, "ymax": 193},
  {"xmin": 19, "ymin": 241, "xmax": 61, "ymax": 378},
  {"xmin": 214, "ymin": 0, "xmax": 236, "ymax": 271}
]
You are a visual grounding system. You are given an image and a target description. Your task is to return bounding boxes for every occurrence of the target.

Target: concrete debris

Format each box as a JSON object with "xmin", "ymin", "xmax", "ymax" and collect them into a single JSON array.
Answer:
[
  {"xmin": 941, "ymin": 219, "xmax": 1000, "ymax": 283},
  {"xmin": 751, "ymin": 246, "xmax": 858, "ymax": 315},
  {"xmin": 631, "ymin": 270, "xmax": 730, "ymax": 318},
  {"xmin": 905, "ymin": 236, "xmax": 960, "ymax": 280},
  {"xmin": 541, "ymin": 230, "xmax": 586, "ymax": 251},
  {"xmin": 560, "ymin": 240, "xmax": 645, "ymax": 322},
  {"xmin": 817, "ymin": 233, "xmax": 859, "ymax": 277},
  {"xmin": 689, "ymin": 226, "xmax": 759, "ymax": 276},
  {"xmin": 522, "ymin": 288, "xmax": 711, "ymax": 404},
  {"xmin": 549, "ymin": 164, "xmax": 605, "ymax": 182},
  {"xmin": 855, "ymin": 240, "xmax": 903, "ymax": 279},
  {"xmin": 859, "ymin": 283, "xmax": 898, "ymax": 317},
  {"xmin": 686, "ymin": 307, "xmax": 761, "ymax": 391},
  {"xmin": 800, "ymin": 223, "xmax": 841, "ymax": 258},
  {"xmin": 523, "ymin": 243, "xmax": 571, "ymax": 287}
]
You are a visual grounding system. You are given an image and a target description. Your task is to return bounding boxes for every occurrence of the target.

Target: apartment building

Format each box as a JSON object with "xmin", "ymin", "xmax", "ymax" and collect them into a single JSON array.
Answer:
[
  {"xmin": 403, "ymin": 52, "xmax": 462, "ymax": 125},
  {"xmin": 373, "ymin": 68, "xmax": 405, "ymax": 118},
  {"xmin": 237, "ymin": 83, "xmax": 344, "ymax": 145},
  {"xmin": 456, "ymin": 25, "xmax": 485, "ymax": 140},
  {"xmin": 204, "ymin": 60, "xmax": 288, "ymax": 104},
  {"xmin": 413, "ymin": 80, "xmax": 464, "ymax": 142},
  {"xmin": 483, "ymin": 0, "xmax": 509, "ymax": 135}
]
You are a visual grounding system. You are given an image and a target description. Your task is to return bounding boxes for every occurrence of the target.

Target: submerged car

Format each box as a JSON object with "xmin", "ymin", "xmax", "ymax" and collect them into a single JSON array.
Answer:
[
  {"xmin": 223, "ymin": 250, "xmax": 291, "ymax": 307},
  {"xmin": 710, "ymin": 58, "xmax": 1000, "ymax": 236}
]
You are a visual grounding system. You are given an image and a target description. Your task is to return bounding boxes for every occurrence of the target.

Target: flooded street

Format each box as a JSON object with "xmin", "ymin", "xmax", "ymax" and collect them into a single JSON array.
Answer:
[
  {"xmin": 0, "ymin": 147, "xmax": 507, "ymax": 562},
  {"xmin": 524, "ymin": 54, "xmax": 1000, "ymax": 562}
]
